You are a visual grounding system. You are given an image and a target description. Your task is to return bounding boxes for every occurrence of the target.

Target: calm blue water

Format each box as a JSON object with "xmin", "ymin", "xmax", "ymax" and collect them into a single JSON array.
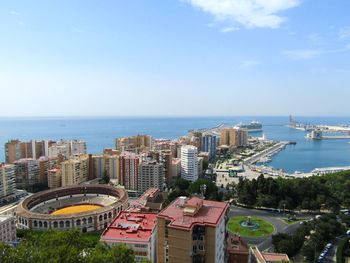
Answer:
[{"xmin": 0, "ymin": 116, "xmax": 350, "ymax": 173}]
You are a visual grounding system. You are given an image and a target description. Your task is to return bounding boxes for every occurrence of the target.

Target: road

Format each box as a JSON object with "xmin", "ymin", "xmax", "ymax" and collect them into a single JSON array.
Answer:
[
  {"xmin": 322, "ymin": 236, "xmax": 343, "ymax": 263},
  {"xmin": 229, "ymin": 206, "xmax": 309, "ymax": 251}
]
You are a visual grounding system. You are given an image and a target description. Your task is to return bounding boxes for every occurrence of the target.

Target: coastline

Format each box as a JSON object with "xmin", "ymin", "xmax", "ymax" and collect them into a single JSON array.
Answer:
[{"xmin": 1, "ymin": 116, "xmax": 350, "ymax": 173}]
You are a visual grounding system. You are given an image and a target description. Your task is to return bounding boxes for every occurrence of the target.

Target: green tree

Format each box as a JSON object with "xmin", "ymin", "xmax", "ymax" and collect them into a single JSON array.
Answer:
[
  {"xmin": 188, "ymin": 179, "xmax": 218, "ymax": 200},
  {"xmin": 86, "ymin": 243, "xmax": 135, "ymax": 263},
  {"xmin": 174, "ymin": 177, "xmax": 190, "ymax": 191},
  {"xmin": 0, "ymin": 244, "xmax": 18, "ymax": 263},
  {"xmin": 4, "ymin": 230, "xmax": 136, "ymax": 263}
]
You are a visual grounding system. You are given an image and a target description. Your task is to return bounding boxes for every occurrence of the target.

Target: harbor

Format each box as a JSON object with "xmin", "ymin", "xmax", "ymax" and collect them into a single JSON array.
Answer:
[
  {"xmin": 215, "ymin": 118, "xmax": 350, "ymax": 184},
  {"xmin": 306, "ymin": 129, "xmax": 350, "ymax": 140},
  {"xmin": 243, "ymin": 141, "xmax": 294, "ymax": 165},
  {"xmin": 289, "ymin": 115, "xmax": 350, "ymax": 139}
]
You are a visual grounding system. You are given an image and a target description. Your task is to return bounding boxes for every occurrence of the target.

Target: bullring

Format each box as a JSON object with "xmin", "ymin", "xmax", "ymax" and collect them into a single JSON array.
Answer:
[{"xmin": 16, "ymin": 185, "xmax": 128, "ymax": 232}]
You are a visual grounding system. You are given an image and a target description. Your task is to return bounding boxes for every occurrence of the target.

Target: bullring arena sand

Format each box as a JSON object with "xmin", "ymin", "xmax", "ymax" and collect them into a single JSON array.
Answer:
[{"xmin": 51, "ymin": 204, "xmax": 103, "ymax": 215}]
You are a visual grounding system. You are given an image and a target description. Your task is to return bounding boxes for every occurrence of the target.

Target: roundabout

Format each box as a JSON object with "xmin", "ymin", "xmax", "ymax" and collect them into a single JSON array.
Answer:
[{"xmin": 228, "ymin": 216, "xmax": 275, "ymax": 237}]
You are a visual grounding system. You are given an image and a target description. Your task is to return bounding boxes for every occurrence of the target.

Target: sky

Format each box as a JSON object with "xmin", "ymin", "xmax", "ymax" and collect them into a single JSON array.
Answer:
[{"xmin": 0, "ymin": 0, "xmax": 349, "ymax": 117}]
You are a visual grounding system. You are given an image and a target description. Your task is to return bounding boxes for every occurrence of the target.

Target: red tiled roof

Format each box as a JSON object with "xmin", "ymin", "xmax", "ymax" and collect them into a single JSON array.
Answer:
[
  {"xmin": 101, "ymin": 212, "xmax": 157, "ymax": 243},
  {"xmin": 157, "ymin": 197, "xmax": 229, "ymax": 230}
]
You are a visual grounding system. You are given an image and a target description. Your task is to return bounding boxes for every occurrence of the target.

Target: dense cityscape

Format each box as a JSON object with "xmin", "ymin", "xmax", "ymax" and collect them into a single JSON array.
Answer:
[
  {"xmin": 0, "ymin": 120, "xmax": 349, "ymax": 263},
  {"xmin": 1, "ymin": 0, "xmax": 350, "ymax": 262}
]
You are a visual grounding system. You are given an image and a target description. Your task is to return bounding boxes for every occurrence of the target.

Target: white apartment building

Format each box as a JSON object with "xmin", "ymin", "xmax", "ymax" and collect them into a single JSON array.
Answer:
[
  {"xmin": 92, "ymin": 155, "xmax": 105, "ymax": 179},
  {"xmin": 180, "ymin": 145, "xmax": 198, "ymax": 182},
  {"xmin": 101, "ymin": 212, "xmax": 158, "ymax": 263},
  {"xmin": 91, "ymin": 154, "xmax": 120, "ymax": 181},
  {"xmin": 47, "ymin": 168, "xmax": 62, "ymax": 189},
  {"xmin": 61, "ymin": 155, "xmax": 89, "ymax": 187},
  {"xmin": 138, "ymin": 160, "xmax": 165, "ymax": 193},
  {"xmin": 48, "ymin": 140, "xmax": 87, "ymax": 158},
  {"xmin": 0, "ymin": 215, "xmax": 16, "ymax": 243},
  {"xmin": 119, "ymin": 152, "xmax": 140, "ymax": 191},
  {"xmin": 105, "ymin": 155, "xmax": 119, "ymax": 181},
  {"xmin": 0, "ymin": 164, "xmax": 16, "ymax": 202},
  {"xmin": 13, "ymin": 158, "xmax": 40, "ymax": 190}
]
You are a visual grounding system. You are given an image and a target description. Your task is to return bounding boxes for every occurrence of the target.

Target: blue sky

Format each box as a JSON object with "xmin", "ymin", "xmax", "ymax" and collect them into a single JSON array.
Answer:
[{"xmin": 0, "ymin": 0, "xmax": 349, "ymax": 116}]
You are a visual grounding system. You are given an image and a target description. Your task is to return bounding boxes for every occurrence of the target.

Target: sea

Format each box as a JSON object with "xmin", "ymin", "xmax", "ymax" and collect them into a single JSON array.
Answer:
[{"xmin": 1, "ymin": 116, "xmax": 350, "ymax": 173}]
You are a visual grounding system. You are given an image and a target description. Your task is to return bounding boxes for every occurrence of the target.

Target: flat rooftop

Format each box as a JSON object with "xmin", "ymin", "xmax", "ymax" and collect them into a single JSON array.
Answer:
[
  {"xmin": 227, "ymin": 234, "xmax": 249, "ymax": 254},
  {"xmin": 157, "ymin": 196, "xmax": 229, "ymax": 230},
  {"xmin": 250, "ymin": 246, "xmax": 290, "ymax": 262},
  {"xmin": 262, "ymin": 252, "xmax": 290, "ymax": 262},
  {"xmin": 101, "ymin": 212, "xmax": 157, "ymax": 243},
  {"xmin": 0, "ymin": 215, "xmax": 14, "ymax": 223}
]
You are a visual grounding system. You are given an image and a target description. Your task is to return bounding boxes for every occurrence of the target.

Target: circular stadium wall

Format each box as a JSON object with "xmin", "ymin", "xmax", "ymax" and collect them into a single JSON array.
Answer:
[{"xmin": 16, "ymin": 185, "xmax": 128, "ymax": 232}]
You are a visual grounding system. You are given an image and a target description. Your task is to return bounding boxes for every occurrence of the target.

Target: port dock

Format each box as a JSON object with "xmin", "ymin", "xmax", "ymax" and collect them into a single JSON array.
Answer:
[
  {"xmin": 306, "ymin": 129, "xmax": 350, "ymax": 140},
  {"xmin": 244, "ymin": 141, "xmax": 294, "ymax": 165},
  {"xmin": 321, "ymin": 135, "xmax": 350, "ymax": 140}
]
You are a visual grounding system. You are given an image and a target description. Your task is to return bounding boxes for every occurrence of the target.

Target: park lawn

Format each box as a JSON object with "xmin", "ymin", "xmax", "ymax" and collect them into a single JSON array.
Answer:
[{"xmin": 228, "ymin": 216, "xmax": 275, "ymax": 238}]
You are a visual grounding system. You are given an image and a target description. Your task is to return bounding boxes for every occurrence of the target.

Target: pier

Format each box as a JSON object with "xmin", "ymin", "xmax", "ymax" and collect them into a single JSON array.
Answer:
[
  {"xmin": 312, "ymin": 166, "xmax": 350, "ymax": 174},
  {"xmin": 306, "ymin": 129, "xmax": 350, "ymax": 140},
  {"xmin": 321, "ymin": 135, "xmax": 350, "ymax": 140},
  {"xmin": 189, "ymin": 123, "xmax": 226, "ymax": 136},
  {"xmin": 243, "ymin": 141, "xmax": 292, "ymax": 165}
]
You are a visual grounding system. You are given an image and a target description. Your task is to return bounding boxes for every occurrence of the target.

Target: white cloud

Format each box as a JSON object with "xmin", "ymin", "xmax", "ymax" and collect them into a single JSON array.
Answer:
[
  {"xmin": 182, "ymin": 0, "xmax": 301, "ymax": 29},
  {"xmin": 339, "ymin": 27, "xmax": 350, "ymax": 39},
  {"xmin": 282, "ymin": 49, "xmax": 320, "ymax": 60},
  {"xmin": 10, "ymin": 10, "xmax": 24, "ymax": 26},
  {"xmin": 241, "ymin": 59, "xmax": 261, "ymax": 68},
  {"xmin": 220, "ymin": 26, "xmax": 240, "ymax": 33},
  {"xmin": 10, "ymin": 11, "xmax": 20, "ymax": 16}
]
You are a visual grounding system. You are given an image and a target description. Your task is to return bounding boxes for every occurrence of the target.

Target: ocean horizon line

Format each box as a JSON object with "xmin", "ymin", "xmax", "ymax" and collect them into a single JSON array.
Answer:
[{"xmin": 0, "ymin": 114, "xmax": 349, "ymax": 120}]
